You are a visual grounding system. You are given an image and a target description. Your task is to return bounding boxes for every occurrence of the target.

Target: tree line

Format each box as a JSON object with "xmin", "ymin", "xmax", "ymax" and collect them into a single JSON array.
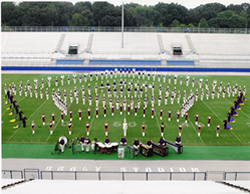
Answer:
[{"xmin": 1, "ymin": 1, "xmax": 250, "ymax": 28}]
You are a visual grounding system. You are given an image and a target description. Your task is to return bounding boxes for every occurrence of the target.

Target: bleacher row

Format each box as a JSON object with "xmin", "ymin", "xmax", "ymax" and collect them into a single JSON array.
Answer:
[{"xmin": 55, "ymin": 59, "xmax": 195, "ymax": 66}]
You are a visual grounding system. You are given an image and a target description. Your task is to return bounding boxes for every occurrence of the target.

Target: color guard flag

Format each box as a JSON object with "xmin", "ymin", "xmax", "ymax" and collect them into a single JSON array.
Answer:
[
  {"xmin": 5, "ymin": 99, "xmax": 9, "ymax": 104},
  {"xmin": 6, "ymin": 105, "xmax": 12, "ymax": 110},
  {"xmin": 10, "ymin": 116, "xmax": 17, "ymax": 123},
  {"xmin": 13, "ymin": 122, "xmax": 21, "ymax": 129},
  {"xmin": 9, "ymin": 110, "xmax": 14, "ymax": 116}
]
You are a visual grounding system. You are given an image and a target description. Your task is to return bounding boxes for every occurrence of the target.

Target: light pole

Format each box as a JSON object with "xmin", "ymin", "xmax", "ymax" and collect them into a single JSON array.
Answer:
[{"xmin": 243, "ymin": 5, "xmax": 248, "ymax": 34}]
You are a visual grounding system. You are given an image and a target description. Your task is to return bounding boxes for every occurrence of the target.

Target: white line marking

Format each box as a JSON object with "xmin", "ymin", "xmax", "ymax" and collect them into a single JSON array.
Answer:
[
  {"xmin": 202, "ymin": 101, "xmax": 223, "ymax": 121},
  {"xmin": 27, "ymin": 100, "xmax": 47, "ymax": 121},
  {"xmin": 230, "ymin": 131, "xmax": 243, "ymax": 143},
  {"xmin": 224, "ymin": 98, "xmax": 233, "ymax": 105},
  {"xmin": 8, "ymin": 123, "xmax": 22, "ymax": 141},
  {"xmin": 147, "ymin": 90, "xmax": 161, "ymax": 133},
  {"xmin": 88, "ymin": 113, "xmax": 96, "ymax": 134},
  {"xmin": 189, "ymin": 119, "xmax": 204, "ymax": 144},
  {"xmin": 202, "ymin": 100, "xmax": 243, "ymax": 143},
  {"xmin": 46, "ymin": 119, "xmax": 61, "ymax": 141}
]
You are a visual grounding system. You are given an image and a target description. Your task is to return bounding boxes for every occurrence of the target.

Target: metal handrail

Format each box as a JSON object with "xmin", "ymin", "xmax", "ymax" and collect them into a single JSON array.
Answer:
[
  {"xmin": 2, "ymin": 170, "xmax": 250, "ymax": 181},
  {"xmin": 1, "ymin": 26, "xmax": 249, "ymax": 34}
]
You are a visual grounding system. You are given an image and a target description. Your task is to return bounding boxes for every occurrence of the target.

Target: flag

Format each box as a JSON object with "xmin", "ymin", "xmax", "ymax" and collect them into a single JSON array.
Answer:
[
  {"xmin": 13, "ymin": 122, "xmax": 21, "ymax": 129},
  {"xmin": 5, "ymin": 99, "xmax": 9, "ymax": 104},
  {"xmin": 9, "ymin": 110, "xmax": 14, "ymax": 116},
  {"xmin": 10, "ymin": 116, "xmax": 17, "ymax": 123},
  {"xmin": 6, "ymin": 105, "xmax": 12, "ymax": 110}
]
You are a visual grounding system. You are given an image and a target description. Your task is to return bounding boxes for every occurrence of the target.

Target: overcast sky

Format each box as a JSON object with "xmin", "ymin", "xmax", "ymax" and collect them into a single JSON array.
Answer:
[{"xmin": 86, "ymin": 0, "xmax": 248, "ymax": 9}]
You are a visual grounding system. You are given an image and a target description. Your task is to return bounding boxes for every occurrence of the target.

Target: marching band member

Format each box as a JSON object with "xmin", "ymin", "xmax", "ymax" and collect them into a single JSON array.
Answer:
[
  {"xmin": 78, "ymin": 108, "xmax": 82, "ymax": 120},
  {"xmin": 68, "ymin": 121, "xmax": 73, "ymax": 135},
  {"xmin": 141, "ymin": 122, "xmax": 147, "ymax": 137},
  {"xmin": 178, "ymin": 123, "xmax": 183, "ymax": 136},
  {"xmin": 123, "ymin": 118, "xmax": 128, "ymax": 136},
  {"xmin": 168, "ymin": 110, "xmax": 172, "ymax": 121},
  {"xmin": 120, "ymin": 136, "xmax": 127, "ymax": 146},
  {"xmin": 51, "ymin": 112, "xmax": 56, "ymax": 124},
  {"xmin": 207, "ymin": 115, "xmax": 212, "ymax": 127},
  {"xmin": 59, "ymin": 137, "xmax": 65, "ymax": 153},
  {"xmin": 31, "ymin": 121, "xmax": 36, "ymax": 134},
  {"xmin": 159, "ymin": 108, "xmax": 163, "ymax": 120},
  {"xmin": 60, "ymin": 111, "xmax": 64, "ymax": 123},
  {"xmin": 176, "ymin": 110, "xmax": 180, "ymax": 122},
  {"xmin": 85, "ymin": 136, "xmax": 91, "ymax": 152},
  {"xmin": 111, "ymin": 104, "xmax": 115, "ymax": 116},
  {"xmin": 95, "ymin": 107, "xmax": 99, "ymax": 118},
  {"xmin": 159, "ymin": 137, "xmax": 166, "ymax": 146},
  {"xmin": 41, "ymin": 113, "xmax": 46, "ymax": 126},
  {"xmin": 49, "ymin": 121, "xmax": 53, "ymax": 135},
  {"xmin": 69, "ymin": 110, "xmax": 73, "ymax": 121},
  {"xmin": 184, "ymin": 112, "xmax": 188, "ymax": 123},
  {"xmin": 104, "ymin": 121, "xmax": 109, "ymax": 136},
  {"xmin": 195, "ymin": 113, "xmax": 199, "ymax": 125},
  {"xmin": 133, "ymin": 138, "xmax": 140, "ymax": 156},
  {"xmin": 80, "ymin": 136, "xmax": 85, "ymax": 152},
  {"xmin": 151, "ymin": 107, "xmax": 155, "ymax": 119},
  {"xmin": 160, "ymin": 122, "xmax": 165, "ymax": 137},
  {"xmin": 197, "ymin": 123, "xmax": 202, "ymax": 137},
  {"xmin": 216, "ymin": 123, "xmax": 220, "ymax": 137},
  {"xmin": 86, "ymin": 121, "xmax": 90, "ymax": 136},
  {"xmin": 87, "ymin": 107, "xmax": 91, "ymax": 119}
]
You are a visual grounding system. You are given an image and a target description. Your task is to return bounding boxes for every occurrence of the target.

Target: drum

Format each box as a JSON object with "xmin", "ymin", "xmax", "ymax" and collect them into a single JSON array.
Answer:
[
  {"xmin": 58, "ymin": 136, "xmax": 68, "ymax": 145},
  {"xmin": 97, "ymin": 142, "xmax": 105, "ymax": 154},
  {"xmin": 111, "ymin": 142, "xmax": 119, "ymax": 152},
  {"xmin": 106, "ymin": 144, "xmax": 112, "ymax": 154}
]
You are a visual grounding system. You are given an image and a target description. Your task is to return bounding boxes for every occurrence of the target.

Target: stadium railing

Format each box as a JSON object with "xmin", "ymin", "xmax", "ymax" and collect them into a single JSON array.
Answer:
[
  {"xmin": 2, "ymin": 170, "xmax": 250, "ymax": 181},
  {"xmin": 1, "ymin": 26, "xmax": 249, "ymax": 34}
]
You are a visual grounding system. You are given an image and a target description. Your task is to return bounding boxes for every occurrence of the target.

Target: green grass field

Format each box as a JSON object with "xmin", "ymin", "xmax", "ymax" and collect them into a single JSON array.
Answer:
[{"xmin": 2, "ymin": 73, "xmax": 250, "ymax": 148}]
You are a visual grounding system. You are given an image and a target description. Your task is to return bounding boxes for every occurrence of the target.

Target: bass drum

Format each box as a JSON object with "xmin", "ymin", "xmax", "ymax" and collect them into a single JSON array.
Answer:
[{"xmin": 58, "ymin": 136, "xmax": 68, "ymax": 145}]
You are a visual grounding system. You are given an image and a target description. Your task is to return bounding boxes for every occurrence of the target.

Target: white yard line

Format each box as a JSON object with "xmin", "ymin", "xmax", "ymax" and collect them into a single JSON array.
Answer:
[
  {"xmin": 224, "ymin": 98, "xmax": 250, "ymax": 119},
  {"xmin": 8, "ymin": 100, "xmax": 48, "ymax": 141},
  {"xmin": 88, "ymin": 113, "xmax": 96, "ymax": 134},
  {"xmin": 230, "ymin": 131, "xmax": 243, "ymax": 144},
  {"xmin": 8, "ymin": 123, "xmax": 22, "ymax": 141},
  {"xmin": 46, "ymin": 101, "xmax": 73, "ymax": 141},
  {"xmin": 46, "ymin": 119, "xmax": 61, "ymax": 141},
  {"xmin": 27, "ymin": 100, "xmax": 48, "ymax": 121},
  {"xmin": 224, "ymin": 98, "xmax": 234, "ymax": 105},
  {"xmin": 147, "ymin": 90, "xmax": 161, "ymax": 134},
  {"xmin": 202, "ymin": 100, "xmax": 243, "ymax": 144},
  {"xmin": 202, "ymin": 101, "xmax": 223, "ymax": 121},
  {"xmin": 189, "ymin": 118, "xmax": 204, "ymax": 144}
]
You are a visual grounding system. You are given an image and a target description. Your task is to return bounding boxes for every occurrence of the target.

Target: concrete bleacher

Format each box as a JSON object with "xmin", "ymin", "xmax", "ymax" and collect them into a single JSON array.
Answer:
[{"xmin": 1, "ymin": 32, "xmax": 250, "ymax": 69}]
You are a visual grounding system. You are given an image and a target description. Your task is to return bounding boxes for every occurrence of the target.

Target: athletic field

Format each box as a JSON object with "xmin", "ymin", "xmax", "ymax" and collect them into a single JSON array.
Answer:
[{"xmin": 2, "ymin": 72, "xmax": 250, "ymax": 150}]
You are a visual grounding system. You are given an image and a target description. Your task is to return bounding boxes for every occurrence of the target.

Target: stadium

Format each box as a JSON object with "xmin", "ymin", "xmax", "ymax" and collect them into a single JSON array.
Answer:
[{"xmin": 1, "ymin": 3, "xmax": 250, "ymax": 194}]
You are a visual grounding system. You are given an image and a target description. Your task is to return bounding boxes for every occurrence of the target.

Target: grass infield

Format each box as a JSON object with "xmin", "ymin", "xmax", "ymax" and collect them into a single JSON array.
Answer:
[
  {"xmin": 2, "ymin": 73, "xmax": 250, "ymax": 160},
  {"xmin": 2, "ymin": 144, "xmax": 250, "ymax": 160}
]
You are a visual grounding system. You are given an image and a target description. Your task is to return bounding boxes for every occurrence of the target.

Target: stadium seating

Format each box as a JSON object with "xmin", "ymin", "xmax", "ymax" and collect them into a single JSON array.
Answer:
[
  {"xmin": 56, "ymin": 59, "xmax": 84, "ymax": 65},
  {"xmin": 89, "ymin": 59, "xmax": 161, "ymax": 65}
]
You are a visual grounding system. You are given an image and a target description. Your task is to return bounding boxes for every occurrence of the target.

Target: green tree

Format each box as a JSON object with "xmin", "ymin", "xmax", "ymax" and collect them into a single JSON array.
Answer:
[
  {"xmin": 171, "ymin": 19, "xmax": 180, "ymax": 27},
  {"xmin": 1, "ymin": 2, "xmax": 15, "ymax": 25},
  {"xmin": 198, "ymin": 18, "xmax": 209, "ymax": 28},
  {"xmin": 208, "ymin": 10, "xmax": 246, "ymax": 28},
  {"xmin": 188, "ymin": 3, "xmax": 226, "ymax": 26}
]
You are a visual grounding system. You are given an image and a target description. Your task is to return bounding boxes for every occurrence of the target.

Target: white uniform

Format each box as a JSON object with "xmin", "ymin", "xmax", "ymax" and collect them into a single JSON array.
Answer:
[{"xmin": 123, "ymin": 119, "xmax": 128, "ymax": 136}]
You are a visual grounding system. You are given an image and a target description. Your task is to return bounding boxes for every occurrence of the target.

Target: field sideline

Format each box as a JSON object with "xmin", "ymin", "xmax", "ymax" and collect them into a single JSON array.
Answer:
[{"xmin": 2, "ymin": 72, "xmax": 250, "ymax": 148}]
